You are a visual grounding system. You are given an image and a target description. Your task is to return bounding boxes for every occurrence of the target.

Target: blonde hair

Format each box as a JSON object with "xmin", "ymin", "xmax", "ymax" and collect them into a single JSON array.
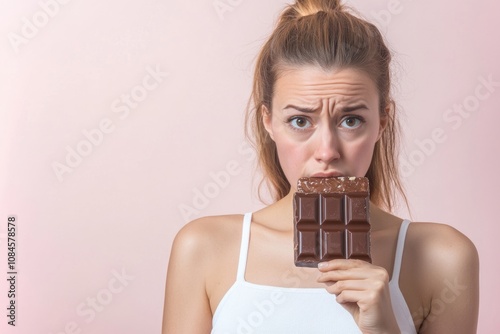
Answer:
[{"xmin": 246, "ymin": 0, "xmax": 406, "ymax": 211}]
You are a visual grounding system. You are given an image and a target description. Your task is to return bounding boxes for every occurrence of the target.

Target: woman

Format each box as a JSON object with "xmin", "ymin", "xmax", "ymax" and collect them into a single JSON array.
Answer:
[{"xmin": 162, "ymin": 0, "xmax": 479, "ymax": 333}]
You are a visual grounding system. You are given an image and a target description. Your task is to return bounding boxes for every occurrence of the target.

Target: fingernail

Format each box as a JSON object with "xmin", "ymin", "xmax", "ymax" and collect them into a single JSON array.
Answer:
[{"xmin": 318, "ymin": 262, "xmax": 328, "ymax": 269}]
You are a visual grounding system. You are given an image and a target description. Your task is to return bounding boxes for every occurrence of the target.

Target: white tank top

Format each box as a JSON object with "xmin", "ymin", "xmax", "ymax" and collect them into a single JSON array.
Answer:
[{"xmin": 211, "ymin": 213, "xmax": 417, "ymax": 334}]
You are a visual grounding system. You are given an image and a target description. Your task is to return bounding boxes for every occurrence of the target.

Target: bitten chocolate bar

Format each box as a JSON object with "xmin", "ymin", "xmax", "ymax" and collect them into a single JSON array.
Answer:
[{"xmin": 293, "ymin": 177, "xmax": 371, "ymax": 267}]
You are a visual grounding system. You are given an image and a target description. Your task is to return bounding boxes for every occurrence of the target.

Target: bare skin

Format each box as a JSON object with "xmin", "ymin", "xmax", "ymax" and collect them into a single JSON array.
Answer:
[{"xmin": 162, "ymin": 66, "xmax": 479, "ymax": 333}]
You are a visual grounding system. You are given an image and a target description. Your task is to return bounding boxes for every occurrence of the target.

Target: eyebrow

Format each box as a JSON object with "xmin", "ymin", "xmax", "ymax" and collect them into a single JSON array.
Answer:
[
  {"xmin": 283, "ymin": 103, "xmax": 369, "ymax": 113},
  {"xmin": 341, "ymin": 104, "xmax": 369, "ymax": 113},
  {"xmin": 283, "ymin": 104, "xmax": 318, "ymax": 113}
]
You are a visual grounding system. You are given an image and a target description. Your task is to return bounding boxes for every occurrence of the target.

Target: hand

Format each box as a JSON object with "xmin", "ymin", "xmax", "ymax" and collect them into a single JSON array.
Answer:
[{"xmin": 317, "ymin": 259, "xmax": 400, "ymax": 334}]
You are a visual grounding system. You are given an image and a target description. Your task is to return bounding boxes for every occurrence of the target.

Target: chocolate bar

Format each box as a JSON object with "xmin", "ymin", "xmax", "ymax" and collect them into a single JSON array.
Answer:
[{"xmin": 293, "ymin": 177, "xmax": 371, "ymax": 267}]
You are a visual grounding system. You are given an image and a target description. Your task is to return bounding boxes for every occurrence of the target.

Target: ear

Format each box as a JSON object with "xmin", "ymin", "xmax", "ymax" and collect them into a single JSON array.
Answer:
[
  {"xmin": 262, "ymin": 105, "xmax": 275, "ymax": 141},
  {"xmin": 377, "ymin": 102, "xmax": 392, "ymax": 141}
]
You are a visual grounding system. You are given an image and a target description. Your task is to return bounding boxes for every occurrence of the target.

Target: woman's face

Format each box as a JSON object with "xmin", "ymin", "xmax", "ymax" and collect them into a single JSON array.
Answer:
[{"xmin": 263, "ymin": 65, "xmax": 386, "ymax": 192}]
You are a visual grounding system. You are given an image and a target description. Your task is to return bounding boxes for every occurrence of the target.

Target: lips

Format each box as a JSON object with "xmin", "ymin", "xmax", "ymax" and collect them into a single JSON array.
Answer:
[{"xmin": 310, "ymin": 172, "xmax": 343, "ymax": 178}]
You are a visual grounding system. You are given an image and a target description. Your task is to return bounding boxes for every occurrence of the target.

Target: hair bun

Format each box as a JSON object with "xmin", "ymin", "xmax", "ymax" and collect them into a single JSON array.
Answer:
[{"xmin": 294, "ymin": 0, "xmax": 342, "ymax": 17}]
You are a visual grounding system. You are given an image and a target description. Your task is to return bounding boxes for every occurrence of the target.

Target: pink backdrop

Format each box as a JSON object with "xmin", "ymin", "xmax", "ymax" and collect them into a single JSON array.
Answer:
[{"xmin": 1, "ymin": 0, "xmax": 498, "ymax": 333}]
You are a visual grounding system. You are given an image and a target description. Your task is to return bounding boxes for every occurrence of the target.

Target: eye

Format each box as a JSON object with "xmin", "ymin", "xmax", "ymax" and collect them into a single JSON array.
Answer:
[
  {"xmin": 340, "ymin": 116, "xmax": 364, "ymax": 129},
  {"xmin": 289, "ymin": 117, "xmax": 312, "ymax": 130}
]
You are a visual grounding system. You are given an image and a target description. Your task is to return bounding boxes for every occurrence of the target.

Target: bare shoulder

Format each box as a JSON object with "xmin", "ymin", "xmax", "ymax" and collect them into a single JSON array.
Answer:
[
  {"xmin": 164, "ymin": 214, "xmax": 245, "ymax": 333},
  {"xmin": 170, "ymin": 215, "xmax": 243, "ymax": 273},
  {"xmin": 170, "ymin": 214, "xmax": 245, "ymax": 266},
  {"xmin": 406, "ymin": 222, "xmax": 479, "ymax": 271},
  {"xmin": 403, "ymin": 222, "xmax": 479, "ymax": 332}
]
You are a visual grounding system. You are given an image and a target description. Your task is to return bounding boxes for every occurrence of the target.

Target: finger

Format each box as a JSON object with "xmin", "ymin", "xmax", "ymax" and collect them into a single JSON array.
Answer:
[
  {"xmin": 323, "ymin": 279, "xmax": 369, "ymax": 296},
  {"xmin": 318, "ymin": 267, "xmax": 390, "ymax": 284},
  {"xmin": 335, "ymin": 290, "xmax": 367, "ymax": 306},
  {"xmin": 331, "ymin": 281, "xmax": 390, "ymax": 309},
  {"xmin": 335, "ymin": 289, "xmax": 388, "ymax": 312},
  {"xmin": 318, "ymin": 259, "xmax": 373, "ymax": 272},
  {"xmin": 317, "ymin": 268, "xmax": 369, "ymax": 282}
]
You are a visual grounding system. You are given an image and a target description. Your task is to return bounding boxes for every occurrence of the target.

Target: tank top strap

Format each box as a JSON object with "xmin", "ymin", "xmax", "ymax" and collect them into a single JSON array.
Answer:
[
  {"xmin": 236, "ymin": 212, "xmax": 253, "ymax": 281},
  {"xmin": 391, "ymin": 219, "xmax": 411, "ymax": 282}
]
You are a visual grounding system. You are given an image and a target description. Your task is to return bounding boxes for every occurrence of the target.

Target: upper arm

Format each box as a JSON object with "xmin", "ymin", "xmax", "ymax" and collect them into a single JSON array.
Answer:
[
  {"xmin": 162, "ymin": 221, "xmax": 213, "ymax": 334},
  {"xmin": 418, "ymin": 225, "xmax": 479, "ymax": 334}
]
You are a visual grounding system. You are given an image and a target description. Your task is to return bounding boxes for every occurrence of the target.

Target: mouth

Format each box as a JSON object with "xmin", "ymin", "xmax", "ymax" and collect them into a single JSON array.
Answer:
[{"xmin": 310, "ymin": 172, "xmax": 343, "ymax": 178}]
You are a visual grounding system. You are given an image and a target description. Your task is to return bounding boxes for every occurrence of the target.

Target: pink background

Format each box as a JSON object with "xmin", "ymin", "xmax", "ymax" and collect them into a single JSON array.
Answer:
[{"xmin": 1, "ymin": 0, "xmax": 499, "ymax": 333}]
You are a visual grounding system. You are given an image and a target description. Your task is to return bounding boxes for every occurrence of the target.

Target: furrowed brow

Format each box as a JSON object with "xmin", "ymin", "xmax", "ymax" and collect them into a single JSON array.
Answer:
[
  {"xmin": 340, "ymin": 104, "xmax": 369, "ymax": 113},
  {"xmin": 283, "ymin": 104, "xmax": 318, "ymax": 113}
]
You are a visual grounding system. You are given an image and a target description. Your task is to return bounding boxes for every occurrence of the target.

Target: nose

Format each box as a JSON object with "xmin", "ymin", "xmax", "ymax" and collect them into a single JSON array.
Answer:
[{"xmin": 313, "ymin": 123, "xmax": 340, "ymax": 164}]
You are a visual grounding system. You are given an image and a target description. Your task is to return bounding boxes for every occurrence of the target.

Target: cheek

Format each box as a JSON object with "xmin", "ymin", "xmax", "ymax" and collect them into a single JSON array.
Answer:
[
  {"xmin": 342, "ymin": 134, "xmax": 378, "ymax": 176},
  {"xmin": 273, "ymin": 132, "xmax": 310, "ymax": 186}
]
